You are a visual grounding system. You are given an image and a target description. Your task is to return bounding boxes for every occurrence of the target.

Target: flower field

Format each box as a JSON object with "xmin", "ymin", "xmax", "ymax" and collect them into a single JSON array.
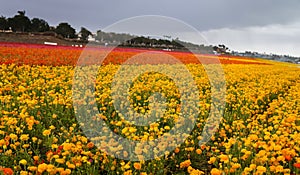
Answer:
[{"xmin": 0, "ymin": 42, "xmax": 300, "ymax": 175}]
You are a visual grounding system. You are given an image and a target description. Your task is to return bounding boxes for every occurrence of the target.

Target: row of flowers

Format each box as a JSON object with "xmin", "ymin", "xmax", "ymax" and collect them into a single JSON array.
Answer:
[{"xmin": 0, "ymin": 43, "xmax": 266, "ymax": 66}]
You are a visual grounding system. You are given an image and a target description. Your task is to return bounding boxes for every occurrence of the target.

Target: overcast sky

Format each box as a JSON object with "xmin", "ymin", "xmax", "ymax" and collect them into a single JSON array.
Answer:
[{"xmin": 1, "ymin": 0, "xmax": 300, "ymax": 56}]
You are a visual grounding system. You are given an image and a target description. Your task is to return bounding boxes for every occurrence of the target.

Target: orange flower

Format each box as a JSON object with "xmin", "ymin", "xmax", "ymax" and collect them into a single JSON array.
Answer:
[
  {"xmin": 0, "ymin": 43, "xmax": 266, "ymax": 66},
  {"xmin": 284, "ymin": 155, "xmax": 292, "ymax": 161},
  {"xmin": 87, "ymin": 142, "xmax": 94, "ymax": 149},
  {"xmin": 211, "ymin": 168, "xmax": 221, "ymax": 175},
  {"xmin": 195, "ymin": 149, "xmax": 202, "ymax": 154},
  {"xmin": 219, "ymin": 154, "xmax": 229, "ymax": 163},
  {"xmin": 180, "ymin": 159, "xmax": 191, "ymax": 168},
  {"xmin": 294, "ymin": 163, "xmax": 300, "ymax": 169},
  {"xmin": 133, "ymin": 162, "xmax": 142, "ymax": 170},
  {"xmin": 0, "ymin": 167, "xmax": 14, "ymax": 175},
  {"xmin": 37, "ymin": 163, "xmax": 48, "ymax": 173},
  {"xmin": 174, "ymin": 147, "xmax": 180, "ymax": 154}
]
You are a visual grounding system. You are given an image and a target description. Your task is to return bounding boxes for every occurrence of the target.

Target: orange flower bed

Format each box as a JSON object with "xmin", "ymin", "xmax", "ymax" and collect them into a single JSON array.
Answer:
[{"xmin": 0, "ymin": 42, "xmax": 268, "ymax": 66}]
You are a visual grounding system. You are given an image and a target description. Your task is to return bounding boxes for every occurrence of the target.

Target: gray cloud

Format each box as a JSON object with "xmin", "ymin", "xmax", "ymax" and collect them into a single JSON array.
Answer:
[
  {"xmin": 2, "ymin": 0, "xmax": 300, "ymax": 31},
  {"xmin": 201, "ymin": 22, "xmax": 300, "ymax": 56}
]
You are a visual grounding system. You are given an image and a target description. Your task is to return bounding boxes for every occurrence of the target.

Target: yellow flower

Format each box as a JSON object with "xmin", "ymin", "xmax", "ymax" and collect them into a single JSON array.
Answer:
[
  {"xmin": 249, "ymin": 164, "xmax": 256, "ymax": 170},
  {"xmin": 124, "ymin": 163, "xmax": 131, "ymax": 169},
  {"xmin": 249, "ymin": 134, "xmax": 258, "ymax": 141},
  {"xmin": 211, "ymin": 168, "xmax": 221, "ymax": 175},
  {"xmin": 256, "ymin": 166, "xmax": 266, "ymax": 174},
  {"xmin": 219, "ymin": 154, "xmax": 229, "ymax": 163},
  {"xmin": 269, "ymin": 165, "xmax": 276, "ymax": 172},
  {"xmin": 49, "ymin": 125, "xmax": 56, "ymax": 130},
  {"xmin": 129, "ymin": 127, "xmax": 137, "ymax": 133},
  {"xmin": 28, "ymin": 166, "xmax": 37, "ymax": 171},
  {"xmin": 124, "ymin": 170, "xmax": 132, "ymax": 175},
  {"xmin": 0, "ymin": 139, "xmax": 6, "ymax": 146},
  {"xmin": 136, "ymin": 95, "xmax": 142, "ymax": 101},
  {"xmin": 42, "ymin": 129, "xmax": 51, "ymax": 136},
  {"xmin": 190, "ymin": 169, "xmax": 205, "ymax": 175},
  {"xmin": 61, "ymin": 169, "xmax": 72, "ymax": 175},
  {"xmin": 67, "ymin": 163, "xmax": 76, "ymax": 169},
  {"xmin": 22, "ymin": 144, "xmax": 30, "ymax": 148},
  {"xmin": 180, "ymin": 159, "xmax": 191, "ymax": 168},
  {"xmin": 32, "ymin": 137, "xmax": 38, "ymax": 142},
  {"xmin": 63, "ymin": 143, "xmax": 73, "ymax": 151},
  {"xmin": 46, "ymin": 164, "xmax": 56, "ymax": 173},
  {"xmin": 195, "ymin": 149, "xmax": 202, "ymax": 154},
  {"xmin": 38, "ymin": 163, "xmax": 48, "ymax": 173},
  {"xmin": 9, "ymin": 133, "xmax": 18, "ymax": 141},
  {"xmin": 277, "ymin": 156, "xmax": 285, "ymax": 162},
  {"xmin": 164, "ymin": 126, "xmax": 170, "ymax": 130},
  {"xmin": 231, "ymin": 163, "xmax": 241, "ymax": 169},
  {"xmin": 188, "ymin": 166, "xmax": 194, "ymax": 173},
  {"xmin": 19, "ymin": 159, "xmax": 27, "ymax": 165},
  {"xmin": 243, "ymin": 167, "xmax": 252, "ymax": 174},
  {"xmin": 55, "ymin": 158, "xmax": 65, "ymax": 164},
  {"xmin": 275, "ymin": 165, "xmax": 284, "ymax": 173},
  {"xmin": 56, "ymin": 167, "xmax": 64, "ymax": 173},
  {"xmin": 20, "ymin": 134, "xmax": 29, "ymax": 141},
  {"xmin": 20, "ymin": 171, "xmax": 28, "ymax": 175},
  {"xmin": 188, "ymin": 166, "xmax": 204, "ymax": 175},
  {"xmin": 52, "ymin": 114, "xmax": 57, "ymax": 119},
  {"xmin": 232, "ymin": 157, "xmax": 238, "ymax": 162},
  {"xmin": 110, "ymin": 166, "xmax": 116, "ymax": 171},
  {"xmin": 208, "ymin": 157, "xmax": 216, "ymax": 164}
]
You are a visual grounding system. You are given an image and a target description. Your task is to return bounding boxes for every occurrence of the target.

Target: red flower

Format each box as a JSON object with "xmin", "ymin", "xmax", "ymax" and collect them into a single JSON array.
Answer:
[
  {"xmin": 55, "ymin": 149, "xmax": 61, "ymax": 155},
  {"xmin": 46, "ymin": 150, "xmax": 53, "ymax": 157},
  {"xmin": 0, "ymin": 167, "xmax": 14, "ymax": 175},
  {"xmin": 294, "ymin": 163, "xmax": 300, "ymax": 169},
  {"xmin": 58, "ymin": 145, "xmax": 63, "ymax": 150},
  {"xmin": 285, "ymin": 155, "xmax": 292, "ymax": 161}
]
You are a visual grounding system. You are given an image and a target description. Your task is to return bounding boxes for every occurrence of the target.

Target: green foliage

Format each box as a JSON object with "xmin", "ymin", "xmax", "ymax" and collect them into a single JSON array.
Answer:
[
  {"xmin": 0, "ymin": 11, "xmax": 77, "ymax": 39},
  {"xmin": 79, "ymin": 27, "xmax": 92, "ymax": 41},
  {"xmin": 30, "ymin": 18, "xmax": 50, "ymax": 32},
  {"xmin": 8, "ymin": 11, "xmax": 31, "ymax": 32},
  {"xmin": 55, "ymin": 22, "xmax": 77, "ymax": 39},
  {"xmin": 0, "ymin": 16, "xmax": 9, "ymax": 30}
]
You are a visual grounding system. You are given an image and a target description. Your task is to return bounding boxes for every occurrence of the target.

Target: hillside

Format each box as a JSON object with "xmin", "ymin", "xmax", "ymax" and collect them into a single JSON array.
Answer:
[{"xmin": 0, "ymin": 32, "xmax": 83, "ymax": 46}]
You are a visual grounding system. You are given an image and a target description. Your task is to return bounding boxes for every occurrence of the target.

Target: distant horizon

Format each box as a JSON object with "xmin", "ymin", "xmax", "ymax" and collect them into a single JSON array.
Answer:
[{"xmin": 1, "ymin": 27, "xmax": 299, "ymax": 58}]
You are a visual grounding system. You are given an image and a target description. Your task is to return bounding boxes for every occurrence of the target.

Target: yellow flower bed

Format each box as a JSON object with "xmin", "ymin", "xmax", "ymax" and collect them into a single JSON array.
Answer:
[{"xmin": 0, "ymin": 63, "xmax": 299, "ymax": 174}]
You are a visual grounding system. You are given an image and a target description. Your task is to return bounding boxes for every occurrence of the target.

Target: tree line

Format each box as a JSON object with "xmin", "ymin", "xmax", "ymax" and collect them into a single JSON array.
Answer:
[
  {"xmin": 0, "ymin": 11, "xmax": 92, "ymax": 41},
  {"xmin": 0, "ymin": 11, "xmax": 222, "ymax": 53}
]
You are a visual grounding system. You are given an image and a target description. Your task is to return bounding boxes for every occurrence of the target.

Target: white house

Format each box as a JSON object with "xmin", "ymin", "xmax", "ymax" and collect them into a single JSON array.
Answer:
[{"xmin": 88, "ymin": 33, "xmax": 96, "ymax": 42}]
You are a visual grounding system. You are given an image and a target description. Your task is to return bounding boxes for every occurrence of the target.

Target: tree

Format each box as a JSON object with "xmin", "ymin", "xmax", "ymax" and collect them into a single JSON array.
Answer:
[
  {"xmin": 0, "ymin": 16, "xmax": 8, "ymax": 30},
  {"xmin": 79, "ymin": 27, "xmax": 92, "ymax": 41},
  {"xmin": 30, "ymin": 18, "xmax": 50, "ymax": 32},
  {"xmin": 17, "ymin": 10, "xmax": 25, "ymax": 16},
  {"xmin": 55, "ymin": 22, "xmax": 77, "ymax": 38},
  {"xmin": 8, "ymin": 11, "xmax": 31, "ymax": 32}
]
